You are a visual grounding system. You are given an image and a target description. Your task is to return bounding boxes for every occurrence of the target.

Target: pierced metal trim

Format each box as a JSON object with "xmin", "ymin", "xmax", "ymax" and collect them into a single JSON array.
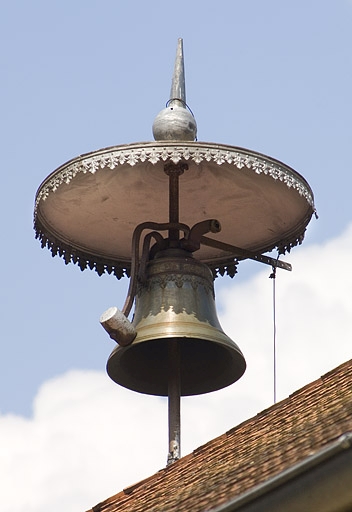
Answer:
[
  {"xmin": 34, "ymin": 226, "xmax": 131, "ymax": 279},
  {"xmin": 34, "ymin": 142, "xmax": 315, "ymax": 211},
  {"xmin": 34, "ymin": 142, "xmax": 314, "ymax": 279}
]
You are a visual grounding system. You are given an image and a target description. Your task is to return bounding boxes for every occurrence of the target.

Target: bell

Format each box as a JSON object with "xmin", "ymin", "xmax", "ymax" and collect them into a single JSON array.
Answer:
[{"xmin": 106, "ymin": 251, "xmax": 246, "ymax": 396}]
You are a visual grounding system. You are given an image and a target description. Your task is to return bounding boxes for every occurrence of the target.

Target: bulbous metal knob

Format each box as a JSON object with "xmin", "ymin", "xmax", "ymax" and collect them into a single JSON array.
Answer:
[{"xmin": 152, "ymin": 105, "xmax": 197, "ymax": 141}]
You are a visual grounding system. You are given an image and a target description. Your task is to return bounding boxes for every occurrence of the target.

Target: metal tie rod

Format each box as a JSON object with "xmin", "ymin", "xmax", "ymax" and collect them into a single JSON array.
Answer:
[{"xmin": 200, "ymin": 236, "xmax": 292, "ymax": 271}]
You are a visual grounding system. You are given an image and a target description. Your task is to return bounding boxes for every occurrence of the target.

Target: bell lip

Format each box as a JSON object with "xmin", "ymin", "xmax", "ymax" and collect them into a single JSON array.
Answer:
[
  {"xmin": 106, "ymin": 337, "xmax": 246, "ymax": 397},
  {"xmin": 34, "ymin": 140, "xmax": 315, "ymax": 279}
]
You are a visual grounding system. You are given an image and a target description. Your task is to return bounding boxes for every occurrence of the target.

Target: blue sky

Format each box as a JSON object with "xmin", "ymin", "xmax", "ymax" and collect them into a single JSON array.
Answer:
[{"xmin": 1, "ymin": 1, "xmax": 352, "ymax": 511}]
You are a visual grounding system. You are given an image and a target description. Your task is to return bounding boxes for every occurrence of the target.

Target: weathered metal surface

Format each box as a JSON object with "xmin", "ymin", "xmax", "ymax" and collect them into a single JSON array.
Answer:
[
  {"xmin": 106, "ymin": 253, "xmax": 246, "ymax": 396},
  {"xmin": 167, "ymin": 339, "xmax": 181, "ymax": 465},
  {"xmin": 34, "ymin": 142, "xmax": 314, "ymax": 279},
  {"xmin": 200, "ymin": 236, "xmax": 292, "ymax": 271},
  {"xmin": 164, "ymin": 161, "xmax": 188, "ymax": 243},
  {"xmin": 170, "ymin": 38, "xmax": 186, "ymax": 106}
]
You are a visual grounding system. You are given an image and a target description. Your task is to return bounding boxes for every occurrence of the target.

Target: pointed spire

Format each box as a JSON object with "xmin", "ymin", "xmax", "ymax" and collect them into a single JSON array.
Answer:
[
  {"xmin": 152, "ymin": 38, "xmax": 197, "ymax": 142},
  {"xmin": 169, "ymin": 38, "xmax": 186, "ymax": 107}
]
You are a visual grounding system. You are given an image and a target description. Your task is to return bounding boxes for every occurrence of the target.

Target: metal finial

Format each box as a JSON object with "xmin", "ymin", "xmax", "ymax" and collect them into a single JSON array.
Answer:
[
  {"xmin": 152, "ymin": 39, "xmax": 197, "ymax": 141},
  {"xmin": 169, "ymin": 38, "xmax": 186, "ymax": 107}
]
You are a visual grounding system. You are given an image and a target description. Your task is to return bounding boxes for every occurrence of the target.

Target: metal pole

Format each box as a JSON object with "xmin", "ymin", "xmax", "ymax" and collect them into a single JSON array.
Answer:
[
  {"xmin": 164, "ymin": 162, "xmax": 187, "ymax": 465},
  {"xmin": 164, "ymin": 162, "xmax": 187, "ymax": 244},
  {"xmin": 168, "ymin": 168, "xmax": 180, "ymax": 244},
  {"xmin": 167, "ymin": 339, "xmax": 181, "ymax": 465}
]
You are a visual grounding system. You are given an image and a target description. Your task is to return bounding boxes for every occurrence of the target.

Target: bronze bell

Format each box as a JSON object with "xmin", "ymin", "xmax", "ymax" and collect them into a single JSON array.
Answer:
[{"xmin": 106, "ymin": 250, "xmax": 246, "ymax": 396}]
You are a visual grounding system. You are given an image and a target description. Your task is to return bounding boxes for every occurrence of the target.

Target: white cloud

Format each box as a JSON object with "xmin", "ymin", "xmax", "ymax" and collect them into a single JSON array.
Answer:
[
  {"xmin": 217, "ymin": 222, "xmax": 352, "ymax": 401},
  {"xmin": 1, "ymin": 224, "xmax": 351, "ymax": 512},
  {"xmin": 0, "ymin": 371, "xmax": 168, "ymax": 512}
]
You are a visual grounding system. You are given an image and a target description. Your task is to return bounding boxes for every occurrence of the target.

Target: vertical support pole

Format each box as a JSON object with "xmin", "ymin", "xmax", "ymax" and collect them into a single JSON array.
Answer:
[
  {"xmin": 163, "ymin": 162, "xmax": 187, "ymax": 465},
  {"xmin": 168, "ymin": 169, "xmax": 180, "ymax": 244},
  {"xmin": 167, "ymin": 339, "xmax": 181, "ymax": 465},
  {"xmin": 164, "ymin": 162, "xmax": 188, "ymax": 245}
]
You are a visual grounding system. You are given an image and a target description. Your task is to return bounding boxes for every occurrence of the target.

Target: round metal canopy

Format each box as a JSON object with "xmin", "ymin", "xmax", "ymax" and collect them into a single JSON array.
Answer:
[{"xmin": 34, "ymin": 140, "xmax": 315, "ymax": 278}]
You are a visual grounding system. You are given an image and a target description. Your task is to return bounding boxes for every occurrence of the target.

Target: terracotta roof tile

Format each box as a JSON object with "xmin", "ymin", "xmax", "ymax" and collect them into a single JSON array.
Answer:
[{"xmin": 88, "ymin": 359, "xmax": 352, "ymax": 512}]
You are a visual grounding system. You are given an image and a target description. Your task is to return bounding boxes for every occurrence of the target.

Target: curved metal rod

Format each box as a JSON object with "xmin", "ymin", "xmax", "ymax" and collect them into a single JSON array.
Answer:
[
  {"xmin": 139, "ymin": 231, "xmax": 165, "ymax": 282},
  {"xmin": 121, "ymin": 221, "xmax": 190, "ymax": 318},
  {"xmin": 181, "ymin": 219, "xmax": 221, "ymax": 252}
]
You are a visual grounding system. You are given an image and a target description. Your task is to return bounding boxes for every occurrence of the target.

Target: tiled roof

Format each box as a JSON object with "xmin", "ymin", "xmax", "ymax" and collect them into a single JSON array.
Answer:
[{"xmin": 88, "ymin": 359, "xmax": 352, "ymax": 512}]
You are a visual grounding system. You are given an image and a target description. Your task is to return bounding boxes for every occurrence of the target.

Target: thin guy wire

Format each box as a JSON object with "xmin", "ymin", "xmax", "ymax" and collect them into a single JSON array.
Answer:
[
  {"xmin": 269, "ymin": 254, "xmax": 279, "ymax": 404},
  {"xmin": 273, "ymin": 271, "xmax": 277, "ymax": 404}
]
